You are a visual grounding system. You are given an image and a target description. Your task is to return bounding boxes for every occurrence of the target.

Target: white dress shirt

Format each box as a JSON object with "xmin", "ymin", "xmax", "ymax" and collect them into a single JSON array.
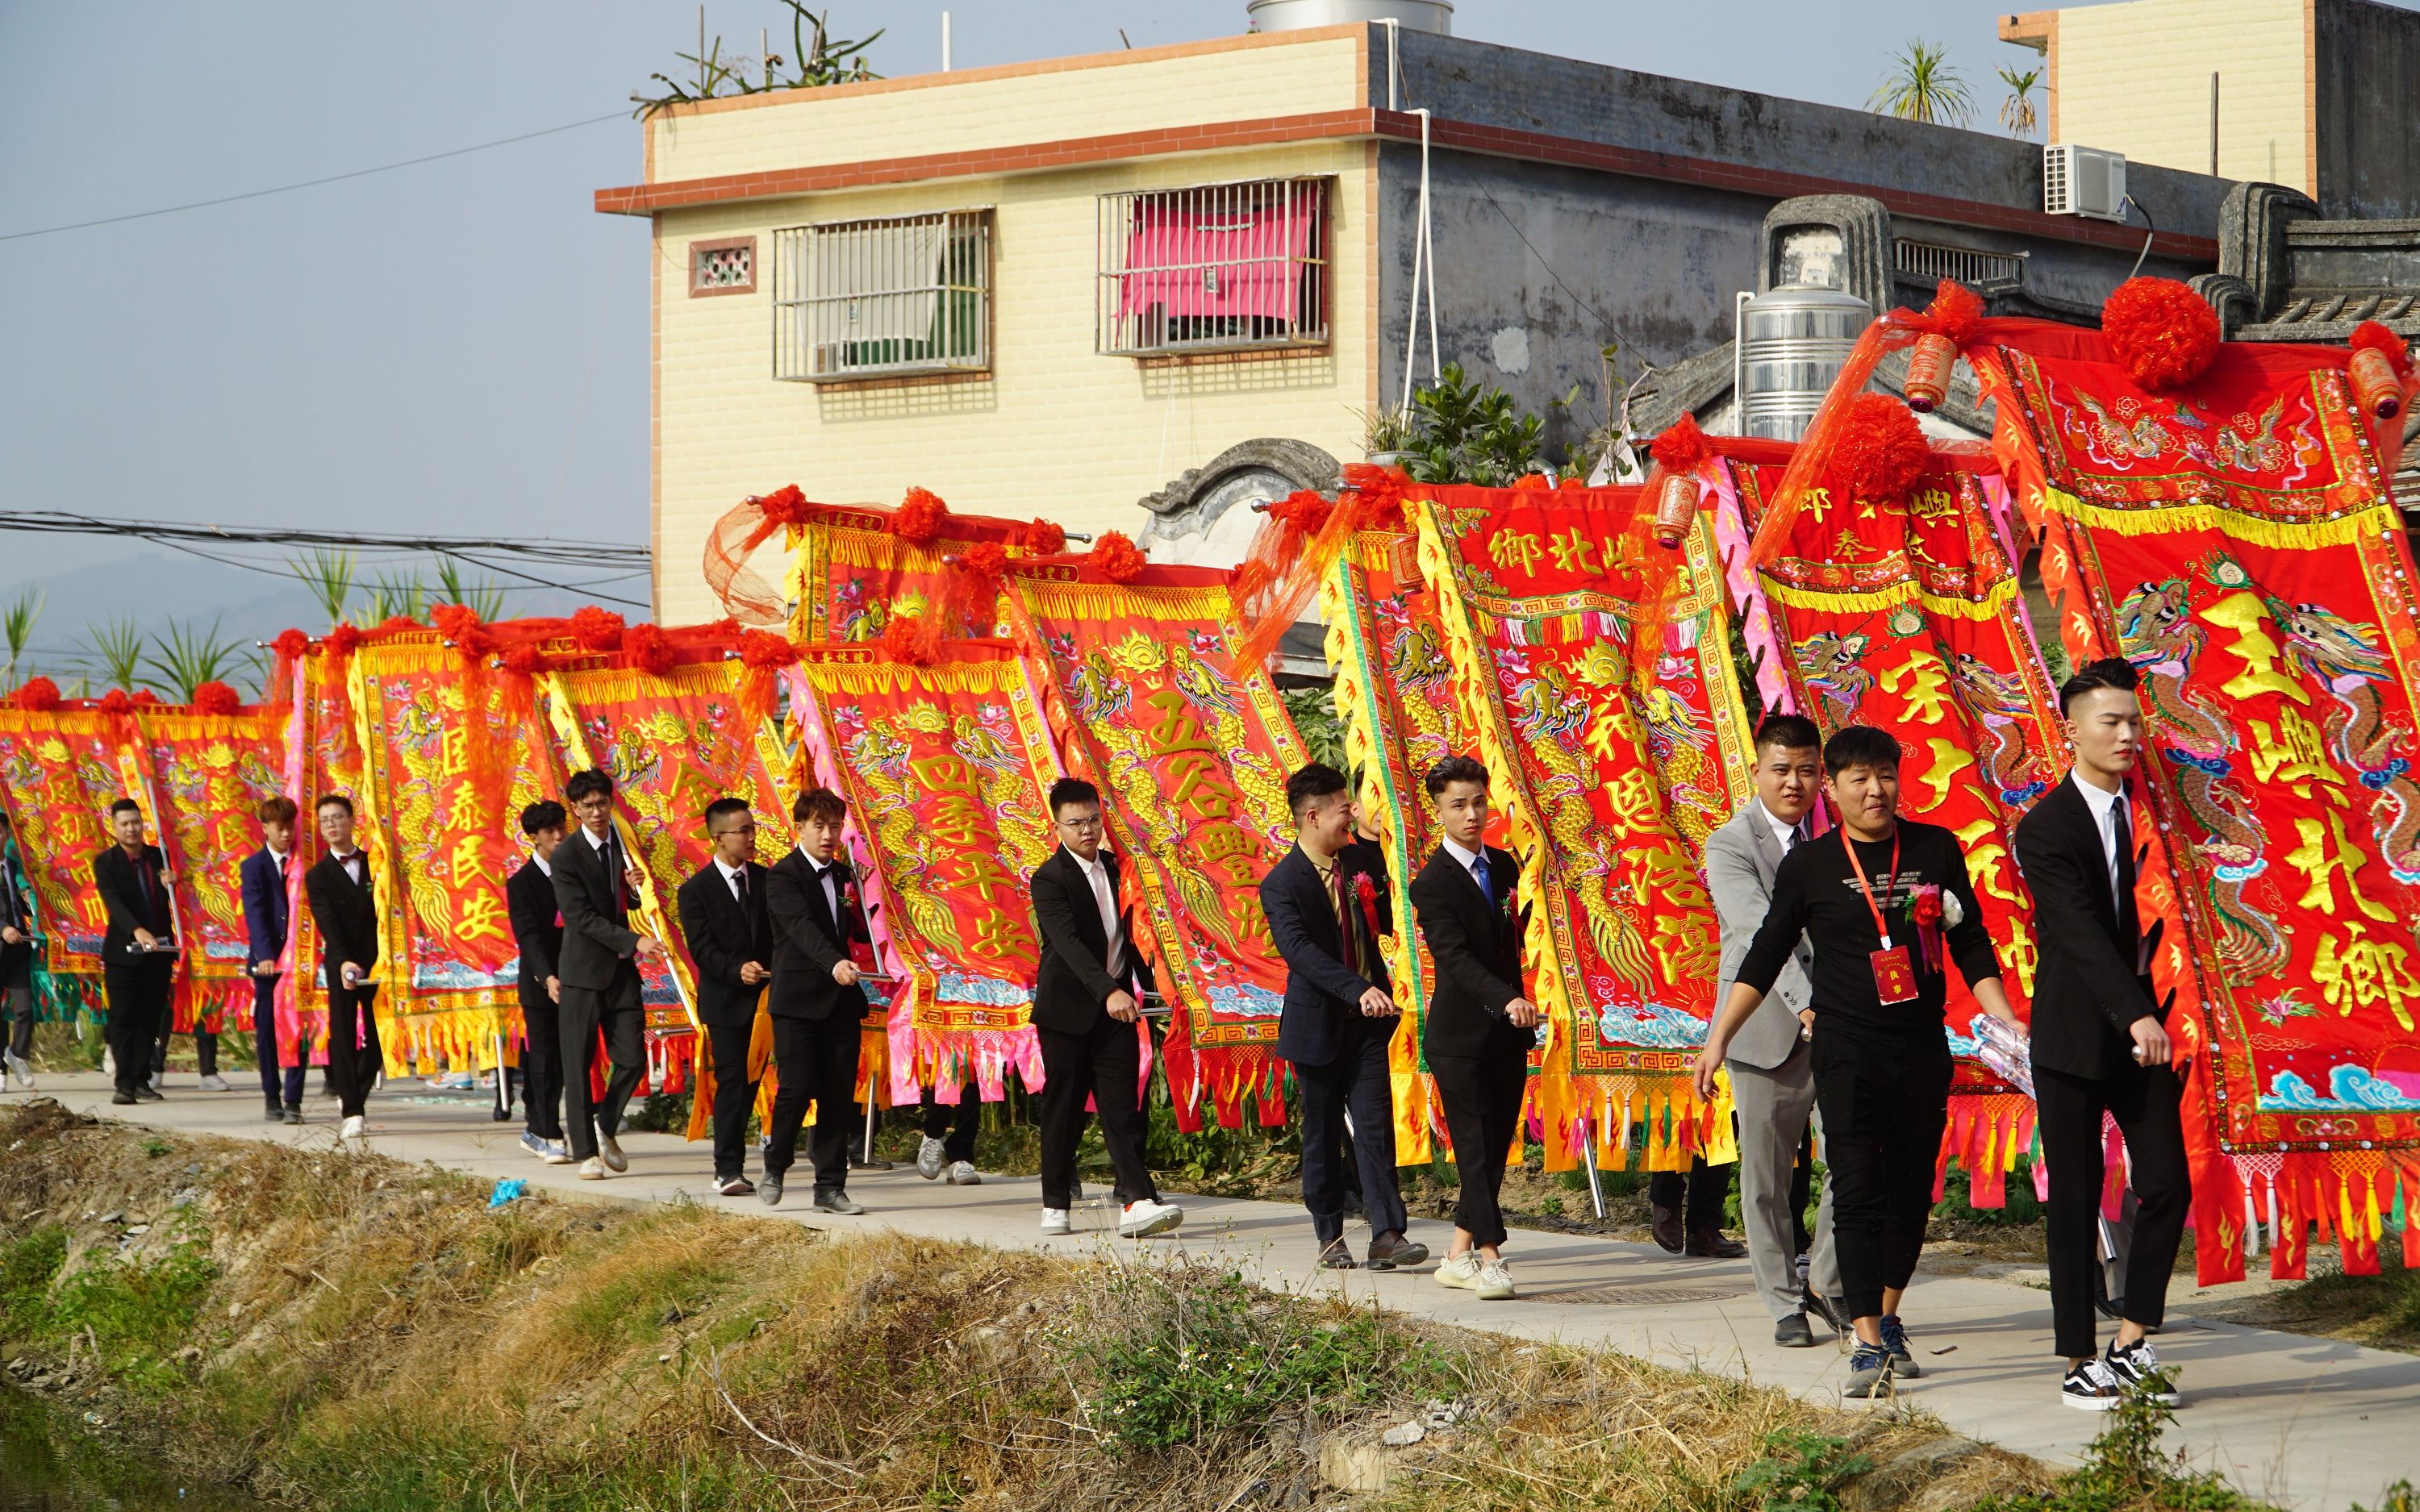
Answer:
[
  {"xmin": 329, "ymin": 848, "xmax": 365, "ymax": 885},
  {"xmin": 1440, "ymin": 833, "xmax": 1491, "ymax": 897},
  {"xmin": 1064, "ymin": 845, "xmax": 1123, "ymax": 973},
  {"xmin": 714, "ymin": 855, "xmax": 749, "ymax": 905},
  {"xmin": 2072, "ymin": 773, "xmax": 2150, "ymax": 971},
  {"xmin": 1757, "ymin": 800, "xmax": 1805, "ymax": 859},
  {"xmin": 795, "ymin": 844, "xmax": 842, "ymax": 927}
]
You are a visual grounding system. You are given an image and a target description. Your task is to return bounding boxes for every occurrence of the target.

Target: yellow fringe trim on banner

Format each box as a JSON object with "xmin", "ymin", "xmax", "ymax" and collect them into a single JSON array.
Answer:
[
  {"xmin": 2037, "ymin": 485, "xmax": 2401, "ymax": 549},
  {"xmin": 553, "ymin": 661, "xmax": 739, "ymax": 706},
  {"xmin": 1759, "ymin": 573, "xmax": 2020, "ymax": 623},
  {"xmin": 793, "ymin": 656, "xmax": 1020, "ymax": 698},
  {"xmin": 1011, "ymin": 579, "xmax": 1238, "ymax": 627}
]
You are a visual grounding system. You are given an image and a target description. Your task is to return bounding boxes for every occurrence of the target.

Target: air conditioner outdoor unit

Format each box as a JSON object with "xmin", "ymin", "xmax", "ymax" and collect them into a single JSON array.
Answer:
[{"xmin": 2044, "ymin": 144, "xmax": 2128, "ymax": 221}]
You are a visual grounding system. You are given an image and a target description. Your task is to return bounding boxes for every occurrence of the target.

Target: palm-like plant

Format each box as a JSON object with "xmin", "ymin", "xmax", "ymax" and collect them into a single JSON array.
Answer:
[
  {"xmin": 1871, "ymin": 40, "xmax": 1973, "ymax": 127},
  {"xmin": 290, "ymin": 548, "xmax": 356, "ymax": 627},
  {"xmin": 143, "ymin": 618, "xmax": 244, "ymax": 703},
  {"xmin": 1998, "ymin": 66, "xmax": 2042, "ymax": 139},
  {"xmin": 86, "ymin": 618, "xmax": 146, "ymax": 693},
  {"xmin": 2, "ymin": 589, "xmax": 41, "ymax": 685},
  {"xmin": 433, "ymin": 559, "xmax": 506, "ymax": 621},
  {"xmin": 362, "ymin": 569, "xmax": 428, "ymax": 625}
]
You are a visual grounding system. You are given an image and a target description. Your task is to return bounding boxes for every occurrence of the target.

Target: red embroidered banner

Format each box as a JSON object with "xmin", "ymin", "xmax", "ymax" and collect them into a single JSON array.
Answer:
[
  {"xmin": 1977, "ymin": 317, "xmax": 2420, "ymax": 1280},
  {"xmin": 1412, "ymin": 484, "xmax": 1756, "ymax": 1171},
  {"xmin": 1721, "ymin": 441, "xmax": 2066, "ymax": 1205},
  {"xmin": 130, "ymin": 709, "xmax": 286, "ymax": 1035},
  {"xmin": 788, "ymin": 502, "xmax": 1034, "ymax": 647},
  {"xmin": 1004, "ymin": 564, "xmax": 1307, "ymax": 1128},
  {"xmin": 0, "ymin": 709, "xmax": 127, "ymax": 1015},
  {"xmin": 788, "ymin": 647, "xmax": 1065, "ymax": 1104}
]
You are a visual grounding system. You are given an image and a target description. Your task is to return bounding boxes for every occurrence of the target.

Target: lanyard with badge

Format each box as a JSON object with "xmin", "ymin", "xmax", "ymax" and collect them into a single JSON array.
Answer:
[{"xmin": 1842, "ymin": 827, "xmax": 1917, "ymax": 1005}]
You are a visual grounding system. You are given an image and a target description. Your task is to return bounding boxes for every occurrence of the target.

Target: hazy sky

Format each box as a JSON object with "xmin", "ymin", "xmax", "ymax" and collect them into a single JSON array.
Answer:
[{"xmin": 2, "ymin": 0, "xmax": 2401, "ymax": 680}]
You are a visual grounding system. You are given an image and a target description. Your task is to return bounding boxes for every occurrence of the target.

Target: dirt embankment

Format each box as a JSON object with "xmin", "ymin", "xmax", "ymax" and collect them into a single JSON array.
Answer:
[{"xmin": 0, "ymin": 1099, "xmax": 2264, "ymax": 1512}]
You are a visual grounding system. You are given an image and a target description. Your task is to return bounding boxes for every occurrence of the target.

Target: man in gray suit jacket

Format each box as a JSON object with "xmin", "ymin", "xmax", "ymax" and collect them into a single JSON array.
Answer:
[{"xmin": 1704, "ymin": 714, "xmax": 1842, "ymax": 1346}]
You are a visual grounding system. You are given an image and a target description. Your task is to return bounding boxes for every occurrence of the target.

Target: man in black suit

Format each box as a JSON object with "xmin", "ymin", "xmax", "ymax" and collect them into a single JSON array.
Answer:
[
  {"xmin": 1028, "ymin": 777, "xmax": 1182, "ymax": 1239},
  {"xmin": 94, "ymin": 798, "xmax": 177, "ymax": 1106},
  {"xmin": 507, "ymin": 799, "xmax": 570, "ymax": 1164},
  {"xmin": 553, "ymin": 768, "xmax": 663, "ymax": 1181},
  {"xmin": 239, "ymin": 796, "xmax": 306, "ymax": 1123},
  {"xmin": 678, "ymin": 795, "xmax": 773, "ymax": 1197},
  {"xmin": 761, "ymin": 786, "xmax": 882, "ymax": 1214},
  {"xmin": 1, "ymin": 811, "xmax": 40, "ymax": 1091},
  {"xmin": 1263, "ymin": 762, "xmax": 1425, "ymax": 1272},
  {"xmin": 1410, "ymin": 755, "xmax": 1534, "ymax": 1300},
  {"xmin": 2013, "ymin": 658, "xmax": 2190, "ymax": 1413},
  {"xmin": 302, "ymin": 793, "xmax": 381, "ymax": 1141}
]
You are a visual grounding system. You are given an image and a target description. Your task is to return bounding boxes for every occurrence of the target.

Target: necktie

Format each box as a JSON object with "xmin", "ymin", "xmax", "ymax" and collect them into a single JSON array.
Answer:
[
  {"xmin": 2112, "ymin": 796, "xmax": 2142, "ymax": 968},
  {"xmin": 138, "ymin": 854, "xmax": 157, "ymax": 923},
  {"xmin": 1087, "ymin": 860, "xmax": 1116, "ymax": 970},
  {"xmin": 732, "ymin": 868, "xmax": 748, "ymax": 907},
  {"xmin": 1471, "ymin": 852, "xmax": 1492, "ymax": 902}
]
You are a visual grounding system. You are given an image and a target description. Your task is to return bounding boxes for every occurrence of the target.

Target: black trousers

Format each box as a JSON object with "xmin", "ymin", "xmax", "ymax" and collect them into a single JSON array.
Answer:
[
  {"xmin": 1811, "ymin": 1031, "xmax": 1949, "ymax": 1322},
  {"xmin": 151, "ymin": 1025, "xmax": 217, "ymax": 1078},
  {"xmin": 2037, "ymin": 1058, "xmax": 2190, "ymax": 1359},
  {"xmin": 4, "ymin": 981, "xmax": 35, "ymax": 1060},
  {"xmin": 1431, "ymin": 1039, "xmax": 1527, "ymax": 1248},
  {"xmin": 1649, "ymin": 1154, "xmax": 1734, "ymax": 1229},
  {"xmin": 324, "ymin": 981, "xmax": 381, "ymax": 1119},
  {"xmin": 518, "ymin": 985, "xmax": 565, "ymax": 1141},
  {"xmin": 103, "ymin": 959, "xmax": 173, "ymax": 1096},
  {"xmin": 705, "ymin": 1020, "xmax": 759, "ymax": 1179},
  {"xmin": 764, "ymin": 1013, "xmax": 859, "ymax": 1193},
  {"xmin": 252, "ymin": 977, "xmax": 304, "ymax": 1110},
  {"xmin": 1292, "ymin": 1020, "xmax": 1406, "ymax": 1244},
  {"xmin": 921, "ymin": 1080, "xmax": 979, "ymax": 1164},
  {"xmin": 1038, "ymin": 1016, "xmax": 1156, "ymax": 1211},
  {"xmin": 559, "ymin": 973, "xmax": 643, "ymax": 1160}
]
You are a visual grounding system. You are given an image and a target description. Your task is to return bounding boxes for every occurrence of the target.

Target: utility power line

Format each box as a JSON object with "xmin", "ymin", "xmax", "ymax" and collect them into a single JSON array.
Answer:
[
  {"xmin": 0, "ymin": 111, "xmax": 627, "ymax": 244},
  {"xmin": 0, "ymin": 510, "xmax": 646, "ymax": 568}
]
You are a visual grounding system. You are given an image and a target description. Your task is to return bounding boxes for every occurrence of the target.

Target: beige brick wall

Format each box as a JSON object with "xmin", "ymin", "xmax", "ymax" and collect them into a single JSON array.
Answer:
[
  {"xmin": 2051, "ymin": 0, "xmax": 2309, "ymax": 191},
  {"xmin": 652, "ymin": 142, "xmax": 1374, "ymax": 627},
  {"xmin": 646, "ymin": 31, "xmax": 1363, "ymax": 185}
]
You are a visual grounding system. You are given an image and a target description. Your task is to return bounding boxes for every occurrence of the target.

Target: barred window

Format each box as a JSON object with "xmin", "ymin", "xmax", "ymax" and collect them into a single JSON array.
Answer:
[
  {"xmin": 1095, "ymin": 178, "xmax": 1330, "ymax": 357},
  {"xmin": 1894, "ymin": 240, "xmax": 2025, "ymax": 289},
  {"xmin": 772, "ymin": 210, "xmax": 991, "ymax": 381}
]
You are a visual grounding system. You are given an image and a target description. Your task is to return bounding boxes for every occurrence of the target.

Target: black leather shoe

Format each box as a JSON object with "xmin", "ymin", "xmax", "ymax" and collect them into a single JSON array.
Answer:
[
  {"xmin": 814, "ymin": 1189, "xmax": 866, "ymax": 1215},
  {"xmin": 263, "ymin": 1106, "xmax": 286, "ymax": 1123},
  {"xmin": 1774, "ymin": 1311, "xmax": 1816, "ymax": 1347},
  {"xmin": 1317, "ymin": 1239, "xmax": 1359, "ymax": 1269},
  {"xmin": 1802, "ymin": 1287, "xmax": 1848, "ymax": 1335},
  {"xmin": 1650, "ymin": 1202, "xmax": 1684, "ymax": 1253},
  {"xmin": 849, "ymin": 1156, "xmax": 894, "ymax": 1171},
  {"xmin": 282, "ymin": 1107, "xmax": 303, "ymax": 1127},
  {"xmin": 1684, "ymin": 1225, "xmax": 1748, "ymax": 1260},
  {"xmin": 111, "ymin": 1091, "xmax": 137, "ymax": 1106},
  {"xmin": 135, "ymin": 1085, "xmax": 165, "ymax": 1102},
  {"xmin": 757, "ymin": 1174, "xmax": 784, "ymax": 1207},
  {"xmin": 1367, "ymin": 1231, "xmax": 1429, "ymax": 1271}
]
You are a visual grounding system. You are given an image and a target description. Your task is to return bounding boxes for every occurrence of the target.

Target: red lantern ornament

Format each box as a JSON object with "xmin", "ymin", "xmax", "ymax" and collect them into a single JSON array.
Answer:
[
  {"xmin": 1649, "ymin": 414, "xmax": 1715, "ymax": 550},
  {"xmin": 2101, "ymin": 277, "xmax": 2221, "ymax": 394},
  {"xmin": 2349, "ymin": 321, "xmax": 2413, "ymax": 420},
  {"xmin": 11, "ymin": 677, "xmax": 61, "ymax": 712}
]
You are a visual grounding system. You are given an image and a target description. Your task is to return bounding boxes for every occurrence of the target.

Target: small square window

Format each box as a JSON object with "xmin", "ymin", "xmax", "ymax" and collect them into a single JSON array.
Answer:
[{"xmin": 691, "ymin": 237, "xmax": 756, "ymax": 297}]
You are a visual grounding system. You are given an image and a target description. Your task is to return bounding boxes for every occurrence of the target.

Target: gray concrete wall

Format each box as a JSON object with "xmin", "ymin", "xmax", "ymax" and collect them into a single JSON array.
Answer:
[{"xmin": 2314, "ymin": 0, "xmax": 2420, "ymax": 220}]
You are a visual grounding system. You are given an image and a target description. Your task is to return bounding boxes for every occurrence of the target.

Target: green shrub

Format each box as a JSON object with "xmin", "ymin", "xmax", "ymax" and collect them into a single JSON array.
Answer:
[
  {"xmin": 0, "ymin": 1224, "xmax": 68, "ymax": 1337},
  {"xmin": 42, "ymin": 1224, "xmax": 218, "ymax": 1392},
  {"xmin": 1729, "ymin": 1427, "xmax": 1870, "ymax": 1511},
  {"xmin": 1973, "ymin": 1383, "xmax": 2269, "ymax": 1511}
]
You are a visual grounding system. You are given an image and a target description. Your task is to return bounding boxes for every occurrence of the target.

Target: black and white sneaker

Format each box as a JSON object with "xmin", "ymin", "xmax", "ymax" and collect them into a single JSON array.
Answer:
[
  {"xmin": 2062, "ymin": 1358, "xmax": 2123, "ymax": 1412},
  {"xmin": 1879, "ymin": 1314, "xmax": 1922, "ymax": 1379},
  {"xmin": 1843, "ymin": 1343, "xmax": 1896, "ymax": 1400},
  {"xmin": 2104, "ymin": 1336, "xmax": 2180, "ymax": 1406}
]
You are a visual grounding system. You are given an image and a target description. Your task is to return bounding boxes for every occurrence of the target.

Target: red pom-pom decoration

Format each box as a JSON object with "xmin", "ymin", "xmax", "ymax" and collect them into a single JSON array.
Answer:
[
  {"xmin": 623, "ymin": 623, "xmax": 674, "ymax": 677},
  {"xmin": 272, "ymin": 628, "xmax": 311, "ymax": 661},
  {"xmin": 325, "ymin": 624, "xmax": 364, "ymax": 658},
  {"xmin": 1266, "ymin": 489, "xmax": 1334, "ymax": 531},
  {"xmin": 894, "ymin": 487, "xmax": 949, "ymax": 546},
  {"xmin": 1021, "ymin": 519, "xmax": 1066, "ymax": 555},
  {"xmin": 98, "ymin": 689, "xmax": 132, "ymax": 714},
  {"xmin": 428, "ymin": 603, "xmax": 497, "ymax": 657},
  {"xmin": 500, "ymin": 643, "xmax": 546, "ymax": 677},
  {"xmin": 1511, "ymin": 473, "xmax": 1553, "ymax": 493},
  {"xmin": 1833, "ymin": 393, "xmax": 1931, "ymax": 503},
  {"xmin": 880, "ymin": 613, "xmax": 934, "ymax": 664},
  {"xmin": 1085, "ymin": 531, "xmax": 1147, "ymax": 585},
  {"xmin": 960, "ymin": 541, "xmax": 1009, "ymax": 582},
  {"xmin": 738, "ymin": 629, "xmax": 797, "ymax": 669},
  {"xmin": 2101, "ymin": 277, "xmax": 2222, "ymax": 393},
  {"xmin": 193, "ymin": 681, "xmax": 243, "ymax": 716},
  {"xmin": 9, "ymin": 677, "xmax": 60, "ymax": 712},
  {"xmin": 1339, "ymin": 463, "xmax": 1408, "ymax": 523},
  {"xmin": 378, "ymin": 614, "xmax": 418, "ymax": 631},
  {"xmin": 129, "ymin": 689, "xmax": 160, "ymax": 707},
  {"xmin": 755, "ymin": 483, "xmax": 812, "ymax": 528},
  {"xmin": 570, "ymin": 606, "xmax": 625, "ymax": 653},
  {"xmin": 1650, "ymin": 413, "xmax": 1714, "ymax": 473},
  {"xmin": 1919, "ymin": 278, "xmax": 1985, "ymax": 345}
]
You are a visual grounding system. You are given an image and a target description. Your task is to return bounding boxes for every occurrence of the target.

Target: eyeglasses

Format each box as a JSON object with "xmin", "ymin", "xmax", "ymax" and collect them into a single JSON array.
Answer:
[
  {"xmin": 714, "ymin": 823, "xmax": 758, "ymax": 837},
  {"xmin": 1055, "ymin": 814, "xmax": 1104, "ymax": 831}
]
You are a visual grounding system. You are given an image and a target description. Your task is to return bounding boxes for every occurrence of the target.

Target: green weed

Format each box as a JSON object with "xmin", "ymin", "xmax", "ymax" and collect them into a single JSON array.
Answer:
[
  {"xmin": 1973, "ymin": 1381, "xmax": 2267, "ymax": 1511},
  {"xmin": 1729, "ymin": 1427, "xmax": 1871, "ymax": 1511}
]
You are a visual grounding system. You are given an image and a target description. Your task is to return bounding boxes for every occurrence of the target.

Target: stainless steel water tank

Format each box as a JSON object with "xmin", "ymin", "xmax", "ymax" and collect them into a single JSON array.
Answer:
[
  {"xmin": 1738, "ymin": 283, "xmax": 1873, "ymax": 442},
  {"xmin": 1247, "ymin": 0, "xmax": 1453, "ymax": 34}
]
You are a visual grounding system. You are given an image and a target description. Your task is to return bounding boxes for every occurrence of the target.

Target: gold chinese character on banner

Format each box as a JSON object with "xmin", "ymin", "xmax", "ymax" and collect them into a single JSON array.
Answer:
[
  {"xmin": 1143, "ymin": 687, "xmax": 1216, "ymax": 756},
  {"xmin": 926, "ymin": 792, "xmax": 990, "ymax": 848},
  {"xmin": 1879, "ymin": 649, "xmax": 1954, "ymax": 727},
  {"xmin": 1547, "ymin": 527, "xmax": 1602, "ymax": 577},
  {"xmin": 2285, "ymin": 809, "xmax": 2396, "ymax": 922},
  {"xmin": 2311, "ymin": 922, "xmax": 2419, "ymax": 1031},
  {"xmin": 2247, "ymin": 707, "xmax": 2343, "ymax": 798},
  {"xmin": 449, "ymin": 832, "xmax": 499, "ymax": 893},
  {"xmin": 1653, "ymin": 913, "xmax": 1718, "ymax": 982},
  {"xmin": 1195, "ymin": 822, "xmax": 1262, "ymax": 885},
  {"xmin": 908, "ymin": 753, "xmax": 983, "ymax": 798},
  {"xmin": 946, "ymin": 852, "xmax": 1018, "ymax": 902},
  {"xmin": 1954, "ymin": 817, "xmax": 2025, "ymax": 906},
  {"xmin": 1166, "ymin": 752, "xmax": 1237, "ymax": 820},
  {"xmin": 454, "ymin": 889, "xmax": 510, "ymax": 943},
  {"xmin": 1488, "ymin": 531, "xmax": 1544, "ymax": 578},
  {"xmin": 1917, "ymin": 738, "xmax": 1976, "ymax": 814},
  {"xmin": 970, "ymin": 907, "xmax": 1027, "ymax": 959},
  {"xmin": 2200, "ymin": 591, "xmax": 2310, "ymax": 706}
]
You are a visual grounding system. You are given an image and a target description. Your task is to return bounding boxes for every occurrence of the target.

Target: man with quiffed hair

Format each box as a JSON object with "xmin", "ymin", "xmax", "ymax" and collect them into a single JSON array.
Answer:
[
  {"xmin": 239, "ymin": 795, "xmax": 307, "ymax": 1123},
  {"xmin": 761, "ymin": 786, "xmax": 875, "ymax": 1213},
  {"xmin": 94, "ymin": 798, "xmax": 176, "ymax": 1106},
  {"xmin": 678, "ymin": 795, "xmax": 774, "ymax": 1197},
  {"xmin": 552, "ymin": 768, "xmax": 666, "ymax": 1180},
  {"xmin": 303, "ymin": 793, "xmax": 382, "ymax": 1142}
]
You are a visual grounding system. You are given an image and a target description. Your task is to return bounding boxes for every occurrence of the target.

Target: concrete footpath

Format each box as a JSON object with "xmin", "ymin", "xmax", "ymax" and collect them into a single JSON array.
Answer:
[{"xmin": 19, "ymin": 1071, "xmax": 2419, "ymax": 1510}]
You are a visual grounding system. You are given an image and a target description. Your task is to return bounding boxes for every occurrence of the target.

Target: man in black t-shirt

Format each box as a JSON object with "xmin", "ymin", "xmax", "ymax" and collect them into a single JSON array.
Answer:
[{"xmin": 1694, "ymin": 725, "xmax": 2022, "ymax": 1400}]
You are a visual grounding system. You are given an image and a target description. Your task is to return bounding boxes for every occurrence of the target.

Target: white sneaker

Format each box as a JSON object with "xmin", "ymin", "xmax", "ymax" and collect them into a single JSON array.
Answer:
[
  {"xmin": 339, "ymin": 1114, "xmax": 367, "ymax": 1143},
  {"xmin": 579, "ymin": 1156, "xmax": 607, "ymax": 1181},
  {"xmin": 1039, "ymin": 1208, "xmax": 1072, "ymax": 1236},
  {"xmin": 916, "ymin": 1135, "xmax": 946, "ymax": 1180},
  {"xmin": 1435, "ymin": 1251, "xmax": 1483, "ymax": 1290},
  {"xmin": 543, "ymin": 1139, "xmax": 572, "ymax": 1165},
  {"xmin": 1474, "ymin": 1260, "xmax": 1517, "ymax": 1301},
  {"xmin": 945, "ymin": 1160, "xmax": 981, "ymax": 1186},
  {"xmin": 198, "ymin": 1073, "xmax": 231, "ymax": 1093},
  {"xmin": 5, "ymin": 1050, "xmax": 35, "ymax": 1089},
  {"xmin": 102, "ymin": 1049, "xmax": 116, "ymax": 1077},
  {"xmin": 1117, "ymin": 1198, "xmax": 1183, "ymax": 1238}
]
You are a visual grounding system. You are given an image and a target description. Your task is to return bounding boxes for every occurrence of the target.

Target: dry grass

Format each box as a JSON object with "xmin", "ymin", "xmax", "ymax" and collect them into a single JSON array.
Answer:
[{"xmin": 0, "ymin": 1100, "xmax": 2251, "ymax": 1512}]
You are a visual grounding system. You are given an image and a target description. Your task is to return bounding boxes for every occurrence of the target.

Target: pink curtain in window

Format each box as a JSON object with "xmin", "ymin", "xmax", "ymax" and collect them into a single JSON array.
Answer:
[{"xmin": 1117, "ymin": 194, "xmax": 1313, "ymax": 320}]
